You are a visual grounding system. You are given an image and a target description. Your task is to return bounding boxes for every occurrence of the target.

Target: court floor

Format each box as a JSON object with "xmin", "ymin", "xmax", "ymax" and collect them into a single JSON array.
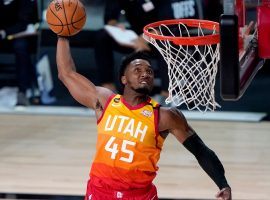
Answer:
[{"xmin": 0, "ymin": 109, "xmax": 270, "ymax": 200}]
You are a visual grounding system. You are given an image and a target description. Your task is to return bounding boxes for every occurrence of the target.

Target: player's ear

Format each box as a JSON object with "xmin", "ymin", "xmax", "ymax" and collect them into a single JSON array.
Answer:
[{"xmin": 121, "ymin": 75, "xmax": 127, "ymax": 85}]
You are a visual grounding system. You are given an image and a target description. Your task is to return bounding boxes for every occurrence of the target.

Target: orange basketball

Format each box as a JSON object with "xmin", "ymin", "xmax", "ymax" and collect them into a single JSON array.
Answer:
[{"xmin": 46, "ymin": 0, "xmax": 86, "ymax": 36}]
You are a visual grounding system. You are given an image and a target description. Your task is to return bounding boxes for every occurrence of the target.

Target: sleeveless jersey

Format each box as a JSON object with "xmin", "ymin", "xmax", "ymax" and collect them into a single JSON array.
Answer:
[{"xmin": 90, "ymin": 94, "xmax": 164, "ymax": 190}]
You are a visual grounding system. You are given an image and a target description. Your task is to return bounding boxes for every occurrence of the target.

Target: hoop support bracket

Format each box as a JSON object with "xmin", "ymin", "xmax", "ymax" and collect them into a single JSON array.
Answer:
[{"xmin": 220, "ymin": 14, "xmax": 240, "ymax": 100}]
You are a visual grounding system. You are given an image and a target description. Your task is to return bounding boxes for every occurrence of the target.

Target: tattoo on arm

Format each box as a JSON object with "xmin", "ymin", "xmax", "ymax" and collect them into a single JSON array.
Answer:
[{"xmin": 95, "ymin": 100, "xmax": 103, "ymax": 111}]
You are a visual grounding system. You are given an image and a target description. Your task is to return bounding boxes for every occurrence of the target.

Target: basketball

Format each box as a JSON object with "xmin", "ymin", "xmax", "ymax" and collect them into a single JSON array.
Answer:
[{"xmin": 46, "ymin": 0, "xmax": 86, "ymax": 36}]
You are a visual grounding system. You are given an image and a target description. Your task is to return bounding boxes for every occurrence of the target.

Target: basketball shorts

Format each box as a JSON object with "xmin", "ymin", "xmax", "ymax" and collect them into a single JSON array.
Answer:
[{"xmin": 84, "ymin": 179, "xmax": 158, "ymax": 200}]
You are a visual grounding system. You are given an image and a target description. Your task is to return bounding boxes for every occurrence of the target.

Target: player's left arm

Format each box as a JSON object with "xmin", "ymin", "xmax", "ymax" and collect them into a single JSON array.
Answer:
[{"xmin": 159, "ymin": 107, "xmax": 232, "ymax": 200}]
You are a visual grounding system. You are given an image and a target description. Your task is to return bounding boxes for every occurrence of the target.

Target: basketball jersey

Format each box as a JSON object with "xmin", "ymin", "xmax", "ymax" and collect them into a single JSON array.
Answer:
[{"xmin": 90, "ymin": 94, "xmax": 164, "ymax": 190}]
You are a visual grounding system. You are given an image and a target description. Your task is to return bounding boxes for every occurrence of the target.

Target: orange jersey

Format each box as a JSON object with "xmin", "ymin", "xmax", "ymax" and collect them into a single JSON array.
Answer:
[{"xmin": 90, "ymin": 94, "xmax": 164, "ymax": 190}]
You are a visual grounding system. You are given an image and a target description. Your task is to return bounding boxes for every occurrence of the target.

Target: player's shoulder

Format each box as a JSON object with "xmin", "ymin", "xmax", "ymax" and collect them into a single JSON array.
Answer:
[
  {"xmin": 160, "ymin": 107, "xmax": 186, "ymax": 123},
  {"xmin": 96, "ymin": 86, "xmax": 116, "ymax": 105},
  {"xmin": 158, "ymin": 107, "xmax": 187, "ymax": 132}
]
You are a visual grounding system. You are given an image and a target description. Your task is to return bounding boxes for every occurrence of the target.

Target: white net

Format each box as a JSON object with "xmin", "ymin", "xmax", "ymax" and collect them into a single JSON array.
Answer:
[{"xmin": 143, "ymin": 20, "xmax": 220, "ymax": 112}]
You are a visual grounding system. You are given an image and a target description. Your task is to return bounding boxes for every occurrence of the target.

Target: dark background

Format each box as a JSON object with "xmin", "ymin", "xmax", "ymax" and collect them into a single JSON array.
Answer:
[{"xmin": 1, "ymin": 0, "xmax": 270, "ymax": 118}]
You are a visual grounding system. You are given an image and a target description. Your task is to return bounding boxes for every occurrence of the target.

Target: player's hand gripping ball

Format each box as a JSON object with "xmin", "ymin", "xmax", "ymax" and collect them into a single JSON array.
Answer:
[{"xmin": 46, "ymin": 0, "xmax": 86, "ymax": 36}]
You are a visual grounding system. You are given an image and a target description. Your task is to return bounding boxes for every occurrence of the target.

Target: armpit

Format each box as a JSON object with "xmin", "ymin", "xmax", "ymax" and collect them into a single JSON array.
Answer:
[
  {"xmin": 95, "ymin": 100, "xmax": 103, "ymax": 111},
  {"xmin": 159, "ymin": 130, "xmax": 169, "ymax": 139}
]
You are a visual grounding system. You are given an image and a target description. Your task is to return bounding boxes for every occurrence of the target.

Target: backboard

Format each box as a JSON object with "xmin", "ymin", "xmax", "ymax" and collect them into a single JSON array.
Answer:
[{"xmin": 220, "ymin": 0, "xmax": 269, "ymax": 100}]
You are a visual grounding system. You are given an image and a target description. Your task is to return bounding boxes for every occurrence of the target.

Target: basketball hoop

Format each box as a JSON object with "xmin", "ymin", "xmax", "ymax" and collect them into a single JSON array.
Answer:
[{"xmin": 143, "ymin": 19, "xmax": 220, "ymax": 112}]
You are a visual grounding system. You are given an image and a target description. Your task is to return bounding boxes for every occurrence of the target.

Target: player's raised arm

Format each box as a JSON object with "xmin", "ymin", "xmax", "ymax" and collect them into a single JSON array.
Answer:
[
  {"xmin": 159, "ymin": 107, "xmax": 232, "ymax": 200},
  {"xmin": 56, "ymin": 37, "xmax": 114, "ymax": 110}
]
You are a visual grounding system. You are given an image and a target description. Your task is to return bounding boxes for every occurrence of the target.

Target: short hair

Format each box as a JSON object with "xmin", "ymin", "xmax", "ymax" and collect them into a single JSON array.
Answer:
[{"xmin": 118, "ymin": 51, "xmax": 152, "ymax": 91}]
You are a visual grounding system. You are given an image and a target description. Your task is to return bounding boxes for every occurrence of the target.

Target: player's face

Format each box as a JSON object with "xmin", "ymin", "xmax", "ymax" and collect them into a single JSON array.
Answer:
[{"xmin": 123, "ymin": 59, "xmax": 154, "ymax": 94}]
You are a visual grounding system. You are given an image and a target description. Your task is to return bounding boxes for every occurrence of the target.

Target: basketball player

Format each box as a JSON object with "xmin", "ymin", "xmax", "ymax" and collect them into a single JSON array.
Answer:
[{"xmin": 56, "ymin": 37, "xmax": 232, "ymax": 200}]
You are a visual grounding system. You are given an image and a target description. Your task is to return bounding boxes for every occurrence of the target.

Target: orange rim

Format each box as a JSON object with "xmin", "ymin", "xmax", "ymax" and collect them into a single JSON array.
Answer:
[{"xmin": 143, "ymin": 19, "xmax": 220, "ymax": 45}]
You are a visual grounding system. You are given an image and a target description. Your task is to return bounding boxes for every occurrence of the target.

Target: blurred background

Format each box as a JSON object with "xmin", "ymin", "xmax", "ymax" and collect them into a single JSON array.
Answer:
[
  {"xmin": 0, "ymin": 0, "xmax": 269, "ymax": 117},
  {"xmin": 1, "ymin": 1, "xmax": 270, "ymax": 200}
]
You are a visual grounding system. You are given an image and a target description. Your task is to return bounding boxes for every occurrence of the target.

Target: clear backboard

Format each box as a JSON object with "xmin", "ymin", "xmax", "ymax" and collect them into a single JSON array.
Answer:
[{"xmin": 220, "ymin": 0, "xmax": 270, "ymax": 100}]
